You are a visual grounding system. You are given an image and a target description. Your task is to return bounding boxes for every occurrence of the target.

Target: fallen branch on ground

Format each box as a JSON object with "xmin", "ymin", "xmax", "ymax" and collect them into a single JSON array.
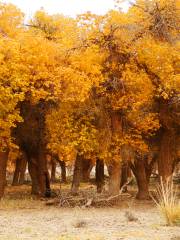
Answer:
[{"xmin": 46, "ymin": 191, "xmax": 131, "ymax": 207}]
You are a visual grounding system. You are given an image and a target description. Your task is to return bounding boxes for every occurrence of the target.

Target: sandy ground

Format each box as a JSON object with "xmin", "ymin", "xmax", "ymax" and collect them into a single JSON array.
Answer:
[
  {"xmin": 0, "ymin": 183, "xmax": 179, "ymax": 240},
  {"xmin": 0, "ymin": 204, "xmax": 180, "ymax": 240}
]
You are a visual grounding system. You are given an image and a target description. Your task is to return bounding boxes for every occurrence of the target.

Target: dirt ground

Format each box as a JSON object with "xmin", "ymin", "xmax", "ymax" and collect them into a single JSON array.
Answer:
[{"xmin": 0, "ymin": 184, "xmax": 179, "ymax": 240}]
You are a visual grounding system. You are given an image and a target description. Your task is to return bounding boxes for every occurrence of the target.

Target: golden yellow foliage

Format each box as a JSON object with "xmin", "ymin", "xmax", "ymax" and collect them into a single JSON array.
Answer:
[{"xmin": 0, "ymin": 0, "xmax": 179, "ymax": 163}]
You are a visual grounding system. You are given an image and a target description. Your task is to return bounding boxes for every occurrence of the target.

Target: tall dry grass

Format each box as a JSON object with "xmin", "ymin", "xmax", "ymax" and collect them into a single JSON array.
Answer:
[{"xmin": 152, "ymin": 178, "xmax": 180, "ymax": 226}]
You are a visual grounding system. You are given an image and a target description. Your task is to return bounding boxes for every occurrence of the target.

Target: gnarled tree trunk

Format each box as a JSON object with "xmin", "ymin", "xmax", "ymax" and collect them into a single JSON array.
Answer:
[
  {"xmin": 108, "ymin": 111, "xmax": 122, "ymax": 196},
  {"xmin": 12, "ymin": 152, "xmax": 27, "ymax": 186},
  {"xmin": 19, "ymin": 154, "xmax": 27, "ymax": 185},
  {"xmin": 133, "ymin": 159, "xmax": 150, "ymax": 200},
  {"xmin": 38, "ymin": 147, "xmax": 50, "ymax": 196},
  {"xmin": 108, "ymin": 161, "xmax": 121, "ymax": 195},
  {"xmin": 96, "ymin": 158, "xmax": 104, "ymax": 193},
  {"xmin": 158, "ymin": 99, "xmax": 177, "ymax": 182},
  {"xmin": 131, "ymin": 154, "xmax": 156, "ymax": 200},
  {"xmin": 51, "ymin": 158, "xmax": 56, "ymax": 182},
  {"xmin": 0, "ymin": 150, "xmax": 8, "ymax": 199},
  {"xmin": 158, "ymin": 129, "xmax": 175, "ymax": 182},
  {"xmin": 12, "ymin": 156, "xmax": 21, "ymax": 186},
  {"xmin": 28, "ymin": 158, "xmax": 39, "ymax": 195},
  {"xmin": 71, "ymin": 154, "xmax": 82, "ymax": 194},
  {"xmin": 82, "ymin": 159, "xmax": 93, "ymax": 182},
  {"xmin": 59, "ymin": 160, "xmax": 67, "ymax": 183},
  {"xmin": 120, "ymin": 162, "xmax": 129, "ymax": 192}
]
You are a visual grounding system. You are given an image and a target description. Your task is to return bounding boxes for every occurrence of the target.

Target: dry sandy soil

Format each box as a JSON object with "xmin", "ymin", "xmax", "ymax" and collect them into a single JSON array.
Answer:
[{"xmin": 0, "ymin": 184, "xmax": 179, "ymax": 240}]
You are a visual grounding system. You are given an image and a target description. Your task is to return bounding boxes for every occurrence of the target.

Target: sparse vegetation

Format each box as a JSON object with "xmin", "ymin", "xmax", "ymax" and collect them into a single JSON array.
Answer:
[
  {"xmin": 124, "ymin": 210, "xmax": 139, "ymax": 222},
  {"xmin": 152, "ymin": 179, "xmax": 180, "ymax": 226},
  {"xmin": 73, "ymin": 219, "xmax": 88, "ymax": 228}
]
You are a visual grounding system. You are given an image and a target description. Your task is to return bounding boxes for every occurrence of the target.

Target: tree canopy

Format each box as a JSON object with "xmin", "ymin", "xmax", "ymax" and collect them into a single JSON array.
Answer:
[{"xmin": 0, "ymin": 0, "xmax": 179, "ymax": 198}]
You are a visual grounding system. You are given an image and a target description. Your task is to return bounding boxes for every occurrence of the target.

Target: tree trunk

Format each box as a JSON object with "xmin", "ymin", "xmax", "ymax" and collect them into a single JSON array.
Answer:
[
  {"xmin": 158, "ymin": 130, "xmax": 175, "ymax": 182},
  {"xmin": 19, "ymin": 155, "xmax": 27, "ymax": 185},
  {"xmin": 37, "ymin": 102, "xmax": 51, "ymax": 197},
  {"xmin": 0, "ymin": 151, "xmax": 8, "ymax": 199},
  {"xmin": 12, "ymin": 157, "xmax": 21, "ymax": 186},
  {"xmin": 12, "ymin": 153, "xmax": 27, "ymax": 185},
  {"xmin": 51, "ymin": 158, "xmax": 56, "ymax": 182},
  {"xmin": 108, "ymin": 111, "xmax": 122, "ymax": 196},
  {"xmin": 44, "ymin": 170, "xmax": 51, "ymax": 197},
  {"xmin": 82, "ymin": 159, "xmax": 93, "ymax": 182},
  {"xmin": 120, "ymin": 162, "xmax": 129, "ymax": 192},
  {"xmin": 109, "ymin": 161, "xmax": 121, "ymax": 196},
  {"xmin": 132, "ymin": 159, "xmax": 150, "ymax": 200},
  {"xmin": 28, "ymin": 159, "xmax": 39, "ymax": 195},
  {"xmin": 145, "ymin": 154, "xmax": 156, "ymax": 184},
  {"xmin": 38, "ymin": 147, "xmax": 50, "ymax": 196},
  {"xmin": 71, "ymin": 154, "xmax": 82, "ymax": 194},
  {"xmin": 96, "ymin": 159, "xmax": 104, "ymax": 193},
  {"xmin": 59, "ymin": 160, "xmax": 67, "ymax": 183}
]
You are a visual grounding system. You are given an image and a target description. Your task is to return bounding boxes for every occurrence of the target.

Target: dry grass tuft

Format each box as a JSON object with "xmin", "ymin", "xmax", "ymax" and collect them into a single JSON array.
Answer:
[
  {"xmin": 152, "ymin": 179, "xmax": 180, "ymax": 226},
  {"xmin": 124, "ymin": 210, "xmax": 138, "ymax": 222},
  {"xmin": 73, "ymin": 219, "xmax": 88, "ymax": 228}
]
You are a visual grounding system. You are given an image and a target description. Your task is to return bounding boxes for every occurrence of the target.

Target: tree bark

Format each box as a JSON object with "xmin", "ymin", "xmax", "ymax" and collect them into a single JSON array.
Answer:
[
  {"xmin": 109, "ymin": 161, "xmax": 121, "ymax": 195},
  {"xmin": 12, "ymin": 153, "xmax": 27, "ymax": 186},
  {"xmin": 108, "ymin": 111, "xmax": 122, "ymax": 196},
  {"xmin": 96, "ymin": 159, "xmax": 104, "ymax": 193},
  {"xmin": 59, "ymin": 160, "xmax": 67, "ymax": 183},
  {"xmin": 44, "ymin": 170, "xmax": 51, "ymax": 197},
  {"xmin": 82, "ymin": 159, "xmax": 93, "ymax": 182},
  {"xmin": 158, "ymin": 129, "xmax": 175, "ymax": 182},
  {"xmin": 51, "ymin": 158, "xmax": 56, "ymax": 182},
  {"xmin": 19, "ymin": 154, "xmax": 27, "ymax": 185},
  {"xmin": 120, "ymin": 162, "xmax": 129, "ymax": 192},
  {"xmin": 131, "ymin": 159, "xmax": 150, "ymax": 200},
  {"xmin": 38, "ymin": 147, "xmax": 50, "ymax": 196},
  {"xmin": 28, "ymin": 158, "xmax": 39, "ymax": 195},
  {"xmin": 0, "ymin": 151, "xmax": 8, "ymax": 199},
  {"xmin": 158, "ymin": 99, "xmax": 176, "ymax": 182},
  {"xmin": 71, "ymin": 154, "xmax": 82, "ymax": 194},
  {"xmin": 12, "ymin": 157, "xmax": 21, "ymax": 186}
]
